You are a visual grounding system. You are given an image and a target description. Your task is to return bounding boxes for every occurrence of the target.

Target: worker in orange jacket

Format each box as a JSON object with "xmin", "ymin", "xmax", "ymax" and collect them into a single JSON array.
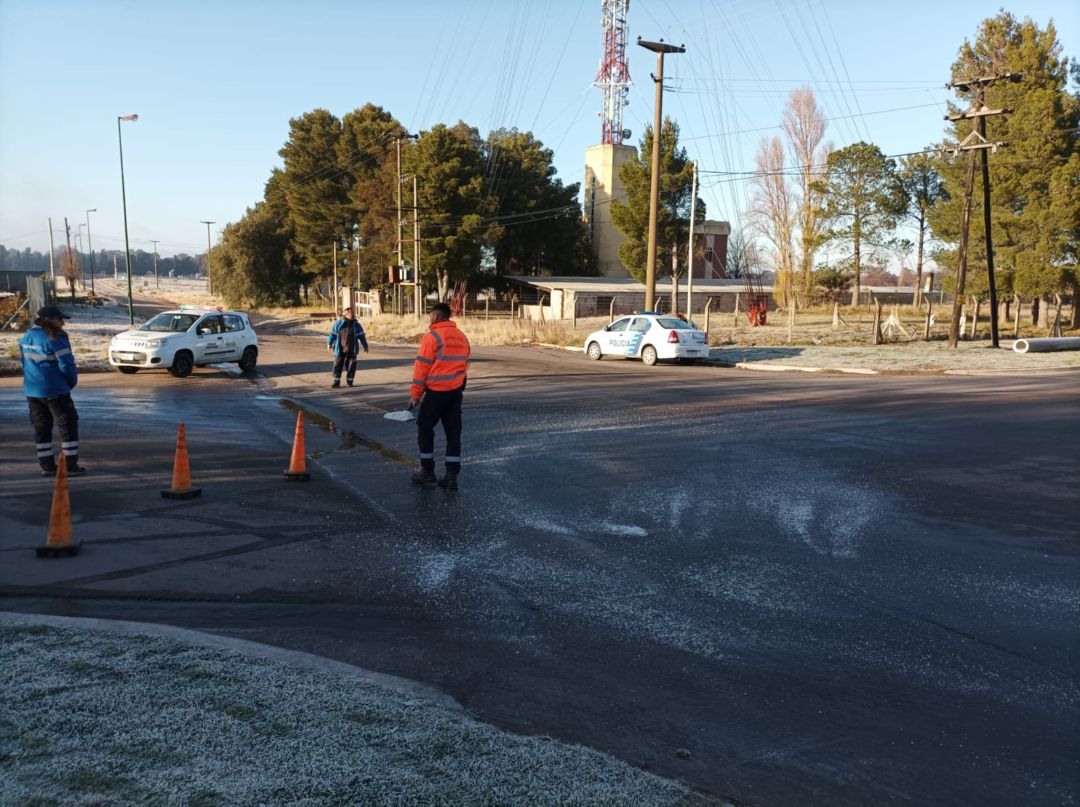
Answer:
[{"xmin": 409, "ymin": 302, "xmax": 471, "ymax": 489}]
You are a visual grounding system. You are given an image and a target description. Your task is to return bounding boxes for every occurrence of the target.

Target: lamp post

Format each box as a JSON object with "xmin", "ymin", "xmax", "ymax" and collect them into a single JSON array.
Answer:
[
  {"xmin": 118, "ymin": 113, "xmax": 139, "ymax": 325},
  {"xmin": 200, "ymin": 221, "xmax": 215, "ymax": 294},
  {"xmin": 85, "ymin": 209, "xmax": 97, "ymax": 299},
  {"xmin": 637, "ymin": 38, "xmax": 684, "ymax": 312}
]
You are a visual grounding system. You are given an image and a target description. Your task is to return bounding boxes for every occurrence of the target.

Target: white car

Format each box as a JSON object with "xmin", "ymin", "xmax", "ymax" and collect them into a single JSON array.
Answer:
[
  {"xmin": 584, "ymin": 312, "xmax": 709, "ymax": 366},
  {"xmin": 108, "ymin": 305, "xmax": 259, "ymax": 377}
]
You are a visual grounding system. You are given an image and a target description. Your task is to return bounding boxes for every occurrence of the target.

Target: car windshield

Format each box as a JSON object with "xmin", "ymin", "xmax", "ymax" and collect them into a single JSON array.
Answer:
[
  {"xmin": 141, "ymin": 313, "xmax": 198, "ymax": 332},
  {"xmin": 657, "ymin": 317, "xmax": 695, "ymax": 330}
]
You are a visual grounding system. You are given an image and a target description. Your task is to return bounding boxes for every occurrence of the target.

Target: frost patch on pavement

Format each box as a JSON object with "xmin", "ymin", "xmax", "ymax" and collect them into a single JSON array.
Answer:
[
  {"xmin": 602, "ymin": 522, "xmax": 649, "ymax": 537},
  {"xmin": 0, "ymin": 623, "xmax": 715, "ymax": 807},
  {"xmin": 417, "ymin": 552, "xmax": 457, "ymax": 593}
]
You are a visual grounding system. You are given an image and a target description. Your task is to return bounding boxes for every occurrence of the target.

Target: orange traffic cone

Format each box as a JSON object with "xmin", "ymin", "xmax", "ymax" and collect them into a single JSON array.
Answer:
[
  {"xmin": 284, "ymin": 412, "xmax": 311, "ymax": 481},
  {"xmin": 161, "ymin": 421, "xmax": 202, "ymax": 500},
  {"xmin": 36, "ymin": 455, "xmax": 82, "ymax": 558}
]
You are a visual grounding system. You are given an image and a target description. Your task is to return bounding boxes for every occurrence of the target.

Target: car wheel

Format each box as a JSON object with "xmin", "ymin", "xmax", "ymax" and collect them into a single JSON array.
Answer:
[
  {"xmin": 169, "ymin": 351, "xmax": 194, "ymax": 378},
  {"xmin": 587, "ymin": 342, "xmax": 603, "ymax": 361},
  {"xmin": 117, "ymin": 366, "xmax": 138, "ymax": 375},
  {"xmin": 238, "ymin": 346, "xmax": 258, "ymax": 372},
  {"xmin": 641, "ymin": 345, "xmax": 658, "ymax": 366}
]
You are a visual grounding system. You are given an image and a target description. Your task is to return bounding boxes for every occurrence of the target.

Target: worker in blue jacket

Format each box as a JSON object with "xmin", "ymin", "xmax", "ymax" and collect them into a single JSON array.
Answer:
[
  {"xmin": 326, "ymin": 307, "xmax": 368, "ymax": 388},
  {"xmin": 19, "ymin": 305, "xmax": 84, "ymax": 476}
]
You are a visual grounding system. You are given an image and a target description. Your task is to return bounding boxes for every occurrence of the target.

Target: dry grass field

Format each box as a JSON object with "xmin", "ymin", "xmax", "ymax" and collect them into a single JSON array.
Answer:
[{"xmin": 2, "ymin": 277, "xmax": 1076, "ymax": 375}]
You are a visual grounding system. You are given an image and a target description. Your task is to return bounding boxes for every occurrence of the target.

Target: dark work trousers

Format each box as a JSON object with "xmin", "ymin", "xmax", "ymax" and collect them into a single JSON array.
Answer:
[
  {"xmin": 332, "ymin": 353, "xmax": 358, "ymax": 385},
  {"xmin": 416, "ymin": 387, "xmax": 463, "ymax": 475},
  {"xmin": 28, "ymin": 394, "xmax": 79, "ymax": 470}
]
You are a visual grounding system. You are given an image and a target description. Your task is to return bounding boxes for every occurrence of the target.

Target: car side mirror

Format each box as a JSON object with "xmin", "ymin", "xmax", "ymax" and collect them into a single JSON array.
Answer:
[
  {"xmin": 197, "ymin": 327, "xmax": 208, "ymax": 335},
  {"xmin": 603, "ymin": 325, "xmax": 611, "ymax": 332}
]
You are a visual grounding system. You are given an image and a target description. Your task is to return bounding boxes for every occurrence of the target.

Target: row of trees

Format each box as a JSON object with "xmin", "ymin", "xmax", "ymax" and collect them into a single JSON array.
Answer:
[
  {"xmin": 747, "ymin": 12, "xmax": 1078, "ymax": 311},
  {"xmin": 143, "ymin": 11, "xmax": 1076, "ymax": 316},
  {"xmin": 0, "ymin": 246, "xmax": 205, "ymax": 279},
  {"xmin": 211, "ymin": 105, "xmax": 595, "ymax": 307},
  {"xmin": 602, "ymin": 12, "xmax": 1075, "ymax": 319}
]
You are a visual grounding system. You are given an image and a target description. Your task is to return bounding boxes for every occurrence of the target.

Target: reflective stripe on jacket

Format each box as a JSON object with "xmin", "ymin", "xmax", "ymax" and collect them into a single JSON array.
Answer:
[
  {"xmin": 19, "ymin": 326, "xmax": 78, "ymax": 398},
  {"xmin": 411, "ymin": 319, "xmax": 470, "ymax": 398},
  {"xmin": 327, "ymin": 318, "xmax": 368, "ymax": 356}
]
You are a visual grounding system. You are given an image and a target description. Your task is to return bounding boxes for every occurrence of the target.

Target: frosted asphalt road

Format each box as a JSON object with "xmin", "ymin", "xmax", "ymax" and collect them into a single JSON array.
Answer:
[{"xmin": 1, "ymin": 337, "xmax": 1078, "ymax": 806}]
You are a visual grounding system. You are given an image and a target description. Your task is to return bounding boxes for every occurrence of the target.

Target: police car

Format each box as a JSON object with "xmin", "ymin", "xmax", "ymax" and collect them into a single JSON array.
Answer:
[
  {"xmin": 108, "ymin": 305, "xmax": 259, "ymax": 377},
  {"xmin": 584, "ymin": 312, "xmax": 710, "ymax": 366}
]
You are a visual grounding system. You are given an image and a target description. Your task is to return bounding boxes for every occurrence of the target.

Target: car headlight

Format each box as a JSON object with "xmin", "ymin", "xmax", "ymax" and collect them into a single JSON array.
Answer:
[{"xmin": 145, "ymin": 338, "xmax": 167, "ymax": 348}]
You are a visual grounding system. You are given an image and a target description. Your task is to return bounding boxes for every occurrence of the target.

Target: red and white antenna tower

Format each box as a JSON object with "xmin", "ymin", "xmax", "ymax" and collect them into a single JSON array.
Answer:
[{"xmin": 594, "ymin": 0, "xmax": 632, "ymax": 145}]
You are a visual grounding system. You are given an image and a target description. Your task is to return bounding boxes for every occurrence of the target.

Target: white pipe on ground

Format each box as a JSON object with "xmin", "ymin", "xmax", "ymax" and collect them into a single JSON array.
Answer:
[{"xmin": 1012, "ymin": 337, "xmax": 1080, "ymax": 354}]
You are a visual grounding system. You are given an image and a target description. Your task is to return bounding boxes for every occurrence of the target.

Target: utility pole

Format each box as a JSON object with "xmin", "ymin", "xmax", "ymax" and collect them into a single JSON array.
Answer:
[
  {"xmin": 686, "ymin": 161, "xmax": 697, "ymax": 323},
  {"xmin": 396, "ymin": 137, "xmax": 404, "ymax": 317},
  {"xmin": 945, "ymin": 72, "xmax": 1019, "ymax": 349},
  {"xmin": 332, "ymin": 240, "xmax": 339, "ymax": 317},
  {"xmin": 413, "ymin": 174, "xmax": 421, "ymax": 321},
  {"xmin": 63, "ymin": 218, "xmax": 73, "ymax": 301},
  {"xmin": 200, "ymin": 220, "xmax": 215, "ymax": 295},
  {"xmin": 47, "ymin": 218, "xmax": 56, "ymax": 283},
  {"xmin": 85, "ymin": 209, "xmax": 97, "ymax": 299},
  {"xmin": 637, "ymin": 38, "xmax": 685, "ymax": 312},
  {"xmin": 150, "ymin": 240, "xmax": 160, "ymax": 289}
]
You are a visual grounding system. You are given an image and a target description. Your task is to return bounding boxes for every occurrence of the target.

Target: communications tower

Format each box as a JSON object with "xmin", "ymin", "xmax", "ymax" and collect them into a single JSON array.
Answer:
[
  {"xmin": 594, "ymin": 0, "xmax": 632, "ymax": 145},
  {"xmin": 584, "ymin": 0, "xmax": 637, "ymax": 277}
]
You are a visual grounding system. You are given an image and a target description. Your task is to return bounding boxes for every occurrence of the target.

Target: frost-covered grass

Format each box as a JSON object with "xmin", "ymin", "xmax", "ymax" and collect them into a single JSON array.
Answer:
[{"xmin": 1, "ymin": 622, "xmax": 717, "ymax": 806}]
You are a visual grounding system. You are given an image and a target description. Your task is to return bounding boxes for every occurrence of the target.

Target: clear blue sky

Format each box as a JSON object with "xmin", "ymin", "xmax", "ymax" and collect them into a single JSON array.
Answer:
[{"xmin": 1, "ymin": 0, "xmax": 1075, "ymax": 259}]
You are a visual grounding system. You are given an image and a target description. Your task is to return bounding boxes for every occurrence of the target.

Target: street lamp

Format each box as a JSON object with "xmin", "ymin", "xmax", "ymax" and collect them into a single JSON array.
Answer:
[
  {"xmin": 200, "ymin": 221, "xmax": 215, "ymax": 293},
  {"xmin": 85, "ymin": 209, "xmax": 97, "ymax": 299},
  {"xmin": 118, "ymin": 113, "xmax": 139, "ymax": 325},
  {"xmin": 637, "ymin": 38, "xmax": 684, "ymax": 312}
]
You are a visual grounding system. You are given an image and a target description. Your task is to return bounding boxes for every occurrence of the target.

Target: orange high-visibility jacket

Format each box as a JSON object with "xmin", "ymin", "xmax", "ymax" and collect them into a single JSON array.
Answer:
[{"xmin": 411, "ymin": 319, "xmax": 471, "ymax": 398}]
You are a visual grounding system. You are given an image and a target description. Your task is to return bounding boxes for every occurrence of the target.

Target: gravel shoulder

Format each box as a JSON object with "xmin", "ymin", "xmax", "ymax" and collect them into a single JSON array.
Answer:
[{"xmin": 1, "ymin": 615, "xmax": 720, "ymax": 806}]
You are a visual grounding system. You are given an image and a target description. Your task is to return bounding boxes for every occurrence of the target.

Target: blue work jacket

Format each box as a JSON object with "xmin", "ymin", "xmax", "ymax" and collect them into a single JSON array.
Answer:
[
  {"xmin": 19, "ymin": 326, "xmax": 78, "ymax": 398},
  {"xmin": 327, "ymin": 318, "xmax": 368, "ymax": 356}
]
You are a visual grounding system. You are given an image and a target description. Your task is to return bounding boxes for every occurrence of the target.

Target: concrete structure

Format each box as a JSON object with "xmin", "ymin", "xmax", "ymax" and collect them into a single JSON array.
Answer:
[
  {"xmin": 583, "ymin": 144, "xmax": 637, "ymax": 278},
  {"xmin": 690, "ymin": 221, "xmax": 731, "ymax": 279},
  {"xmin": 508, "ymin": 275, "xmax": 772, "ymax": 321}
]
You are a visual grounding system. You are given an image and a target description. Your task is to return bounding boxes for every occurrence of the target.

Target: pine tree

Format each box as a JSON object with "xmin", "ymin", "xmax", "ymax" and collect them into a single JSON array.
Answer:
[
  {"xmin": 816, "ymin": 142, "xmax": 906, "ymax": 306},
  {"xmin": 482, "ymin": 128, "xmax": 587, "ymax": 277},
  {"xmin": 406, "ymin": 122, "xmax": 487, "ymax": 301},
  {"xmin": 610, "ymin": 118, "xmax": 699, "ymax": 285},
  {"xmin": 929, "ymin": 13, "xmax": 1079, "ymax": 312}
]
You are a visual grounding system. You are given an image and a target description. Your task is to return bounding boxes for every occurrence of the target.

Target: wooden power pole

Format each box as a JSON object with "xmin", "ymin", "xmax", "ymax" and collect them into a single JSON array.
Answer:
[{"xmin": 945, "ymin": 72, "xmax": 1020, "ymax": 349}]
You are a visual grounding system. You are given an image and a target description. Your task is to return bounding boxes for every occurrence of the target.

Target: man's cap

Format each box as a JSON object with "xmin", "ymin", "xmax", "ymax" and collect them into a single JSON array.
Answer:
[{"xmin": 37, "ymin": 305, "xmax": 69, "ymax": 321}]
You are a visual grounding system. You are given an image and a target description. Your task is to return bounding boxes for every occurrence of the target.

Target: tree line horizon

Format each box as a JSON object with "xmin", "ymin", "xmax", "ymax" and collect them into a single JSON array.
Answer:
[{"xmin": 7, "ymin": 11, "xmax": 1075, "ymax": 312}]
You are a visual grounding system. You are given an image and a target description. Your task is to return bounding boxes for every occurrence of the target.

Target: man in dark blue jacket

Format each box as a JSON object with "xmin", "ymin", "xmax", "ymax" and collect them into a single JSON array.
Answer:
[
  {"xmin": 19, "ymin": 305, "xmax": 84, "ymax": 476},
  {"xmin": 326, "ymin": 307, "xmax": 369, "ymax": 388}
]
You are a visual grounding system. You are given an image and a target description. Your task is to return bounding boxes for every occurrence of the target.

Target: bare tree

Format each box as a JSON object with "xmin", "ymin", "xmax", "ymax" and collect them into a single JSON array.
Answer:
[
  {"xmin": 781, "ymin": 87, "xmax": 830, "ymax": 299},
  {"xmin": 60, "ymin": 247, "xmax": 80, "ymax": 302},
  {"xmin": 748, "ymin": 136, "xmax": 795, "ymax": 305},
  {"xmin": 724, "ymin": 229, "xmax": 762, "ymax": 279}
]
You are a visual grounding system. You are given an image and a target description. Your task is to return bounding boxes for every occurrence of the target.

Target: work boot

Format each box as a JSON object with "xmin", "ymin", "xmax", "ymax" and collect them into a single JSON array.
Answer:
[
  {"xmin": 410, "ymin": 469, "xmax": 437, "ymax": 487},
  {"xmin": 331, "ymin": 380, "xmax": 340, "ymax": 389},
  {"xmin": 39, "ymin": 459, "xmax": 57, "ymax": 477},
  {"xmin": 437, "ymin": 473, "xmax": 458, "ymax": 491},
  {"xmin": 67, "ymin": 458, "xmax": 87, "ymax": 475}
]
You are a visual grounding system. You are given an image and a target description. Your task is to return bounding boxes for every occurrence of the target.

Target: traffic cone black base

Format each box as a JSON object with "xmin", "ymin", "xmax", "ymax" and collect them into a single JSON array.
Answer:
[
  {"xmin": 284, "ymin": 471, "xmax": 311, "ymax": 481},
  {"xmin": 36, "ymin": 540, "xmax": 82, "ymax": 558},
  {"xmin": 162, "ymin": 487, "xmax": 202, "ymax": 500}
]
